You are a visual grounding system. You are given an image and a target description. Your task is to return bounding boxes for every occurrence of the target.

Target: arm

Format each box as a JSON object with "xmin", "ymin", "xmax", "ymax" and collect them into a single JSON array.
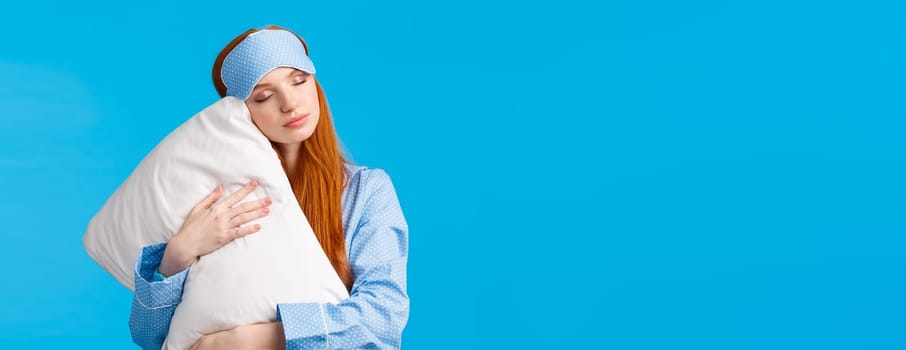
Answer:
[
  {"xmin": 128, "ymin": 243, "xmax": 189, "ymax": 350},
  {"xmin": 129, "ymin": 181, "xmax": 271, "ymax": 349},
  {"xmin": 278, "ymin": 169, "xmax": 410, "ymax": 349}
]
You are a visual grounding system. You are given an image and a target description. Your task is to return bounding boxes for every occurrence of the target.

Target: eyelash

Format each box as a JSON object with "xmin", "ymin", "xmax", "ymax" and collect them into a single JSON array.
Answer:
[{"xmin": 254, "ymin": 79, "xmax": 307, "ymax": 103}]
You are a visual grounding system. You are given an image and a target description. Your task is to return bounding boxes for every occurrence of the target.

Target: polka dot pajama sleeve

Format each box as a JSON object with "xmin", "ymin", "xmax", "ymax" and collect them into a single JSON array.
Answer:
[{"xmin": 277, "ymin": 170, "xmax": 410, "ymax": 349}]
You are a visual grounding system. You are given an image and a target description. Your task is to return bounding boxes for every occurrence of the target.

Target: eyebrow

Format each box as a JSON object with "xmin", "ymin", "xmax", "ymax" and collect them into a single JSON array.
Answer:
[{"xmin": 252, "ymin": 69, "xmax": 306, "ymax": 91}]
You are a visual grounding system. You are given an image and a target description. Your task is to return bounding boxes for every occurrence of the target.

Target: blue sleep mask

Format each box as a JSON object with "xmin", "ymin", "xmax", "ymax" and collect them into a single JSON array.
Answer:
[{"xmin": 221, "ymin": 29, "xmax": 316, "ymax": 100}]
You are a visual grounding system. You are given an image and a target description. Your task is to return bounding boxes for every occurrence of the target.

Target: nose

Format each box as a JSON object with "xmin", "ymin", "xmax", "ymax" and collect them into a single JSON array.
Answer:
[{"xmin": 279, "ymin": 92, "xmax": 300, "ymax": 113}]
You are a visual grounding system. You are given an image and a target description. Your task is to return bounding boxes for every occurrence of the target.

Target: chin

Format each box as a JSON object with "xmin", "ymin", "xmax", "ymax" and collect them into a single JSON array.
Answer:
[
  {"xmin": 267, "ymin": 130, "xmax": 311, "ymax": 145},
  {"xmin": 304, "ymin": 124, "xmax": 319, "ymax": 136},
  {"xmin": 290, "ymin": 128, "xmax": 316, "ymax": 142}
]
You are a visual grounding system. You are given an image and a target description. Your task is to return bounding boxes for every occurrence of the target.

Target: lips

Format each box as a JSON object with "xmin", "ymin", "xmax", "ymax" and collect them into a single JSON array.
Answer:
[{"xmin": 283, "ymin": 113, "xmax": 310, "ymax": 128}]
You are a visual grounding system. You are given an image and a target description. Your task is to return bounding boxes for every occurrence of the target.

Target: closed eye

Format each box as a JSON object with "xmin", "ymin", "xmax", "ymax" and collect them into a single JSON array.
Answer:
[{"xmin": 253, "ymin": 77, "xmax": 306, "ymax": 102}]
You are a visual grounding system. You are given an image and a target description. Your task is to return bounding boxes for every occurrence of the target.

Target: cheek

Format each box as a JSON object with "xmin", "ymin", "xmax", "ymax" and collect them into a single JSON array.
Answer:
[
  {"xmin": 305, "ymin": 84, "xmax": 320, "ymax": 107},
  {"xmin": 248, "ymin": 107, "xmax": 276, "ymax": 131},
  {"xmin": 248, "ymin": 109, "xmax": 263, "ymax": 126}
]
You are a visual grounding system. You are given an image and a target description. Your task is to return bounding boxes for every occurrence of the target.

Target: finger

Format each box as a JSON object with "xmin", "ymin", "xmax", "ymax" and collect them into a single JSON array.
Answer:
[
  {"xmin": 228, "ymin": 207, "xmax": 270, "ymax": 227},
  {"xmin": 194, "ymin": 185, "xmax": 223, "ymax": 212},
  {"xmin": 231, "ymin": 224, "xmax": 262, "ymax": 239},
  {"xmin": 219, "ymin": 180, "xmax": 259, "ymax": 209},
  {"xmin": 228, "ymin": 196, "xmax": 272, "ymax": 218}
]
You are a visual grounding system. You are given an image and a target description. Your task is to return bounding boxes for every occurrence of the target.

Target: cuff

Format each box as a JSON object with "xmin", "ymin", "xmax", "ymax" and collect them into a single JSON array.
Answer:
[
  {"xmin": 133, "ymin": 243, "xmax": 189, "ymax": 309},
  {"xmin": 277, "ymin": 303, "xmax": 329, "ymax": 349}
]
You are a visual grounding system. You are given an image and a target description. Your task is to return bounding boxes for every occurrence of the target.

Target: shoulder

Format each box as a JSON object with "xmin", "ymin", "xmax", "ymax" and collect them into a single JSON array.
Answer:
[
  {"xmin": 344, "ymin": 163, "xmax": 399, "ymax": 209},
  {"xmin": 345, "ymin": 163, "xmax": 394, "ymax": 193}
]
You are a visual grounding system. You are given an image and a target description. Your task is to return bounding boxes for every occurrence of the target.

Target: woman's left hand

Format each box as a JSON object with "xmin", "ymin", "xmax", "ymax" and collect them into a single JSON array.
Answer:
[{"xmin": 190, "ymin": 322, "xmax": 285, "ymax": 350}]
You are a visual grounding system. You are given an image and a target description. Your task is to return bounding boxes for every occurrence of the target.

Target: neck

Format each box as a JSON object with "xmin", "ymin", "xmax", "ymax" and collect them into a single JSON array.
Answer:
[{"xmin": 276, "ymin": 142, "xmax": 302, "ymax": 178}]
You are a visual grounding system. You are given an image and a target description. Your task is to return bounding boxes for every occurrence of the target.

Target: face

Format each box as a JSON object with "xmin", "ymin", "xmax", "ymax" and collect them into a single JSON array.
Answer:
[{"xmin": 245, "ymin": 67, "xmax": 320, "ymax": 146}]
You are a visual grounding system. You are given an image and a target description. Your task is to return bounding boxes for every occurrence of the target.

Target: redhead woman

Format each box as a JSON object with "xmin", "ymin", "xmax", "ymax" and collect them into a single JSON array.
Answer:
[{"xmin": 128, "ymin": 25, "xmax": 409, "ymax": 349}]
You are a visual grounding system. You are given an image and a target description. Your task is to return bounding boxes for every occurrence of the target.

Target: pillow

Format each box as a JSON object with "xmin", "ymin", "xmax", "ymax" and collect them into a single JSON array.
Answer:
[{"xmin": 83, "ymin": 96, "xmax": 349, "ymax": 350}]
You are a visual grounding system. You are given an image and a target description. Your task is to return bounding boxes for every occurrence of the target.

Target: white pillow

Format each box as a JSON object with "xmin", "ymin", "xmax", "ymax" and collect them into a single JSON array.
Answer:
[{"xmin": 83, "ymin": 96, "xmax": 349, "ymax": 350}]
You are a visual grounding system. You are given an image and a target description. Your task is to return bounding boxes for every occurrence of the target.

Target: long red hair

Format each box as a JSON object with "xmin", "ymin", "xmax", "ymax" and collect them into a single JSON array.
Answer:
[{"xmin": 211, "ymin": 25, "xmax": 352, "ymax": 290}]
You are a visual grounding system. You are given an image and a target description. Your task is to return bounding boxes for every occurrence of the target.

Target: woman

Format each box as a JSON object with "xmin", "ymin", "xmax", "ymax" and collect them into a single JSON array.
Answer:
[{"xmin": 128, "ymin": 25, "xmax": 409, "ymax": 349}]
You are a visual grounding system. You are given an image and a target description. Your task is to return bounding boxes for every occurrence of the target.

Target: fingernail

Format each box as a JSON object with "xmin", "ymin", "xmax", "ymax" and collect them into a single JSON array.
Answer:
[
  {"xmin": 251, "ymin": 179, "xmax": 258, "ymax": 186},
  {"xmin": 262, "ymin": 208, "xmax": 270, "ymax": 213},
  {"xmin": 265, "ymin": 198, "xmax": 272, "ymax": 204},
  {"xmin": 255, "ymin": 224, "xmax": 261, "ymax": 230}
]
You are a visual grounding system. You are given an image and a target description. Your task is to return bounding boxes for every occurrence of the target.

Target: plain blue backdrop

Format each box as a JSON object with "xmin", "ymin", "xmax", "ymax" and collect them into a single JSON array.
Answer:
[{"xmin": 1, "ymin": 0, "xmax": 904, "ymax": 348}]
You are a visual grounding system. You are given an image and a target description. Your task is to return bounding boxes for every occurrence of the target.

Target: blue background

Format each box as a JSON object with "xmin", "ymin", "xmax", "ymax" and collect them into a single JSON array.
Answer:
[{"xmin": 1, "ymin": 0, "xmax": 904, "ymax": 348}]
